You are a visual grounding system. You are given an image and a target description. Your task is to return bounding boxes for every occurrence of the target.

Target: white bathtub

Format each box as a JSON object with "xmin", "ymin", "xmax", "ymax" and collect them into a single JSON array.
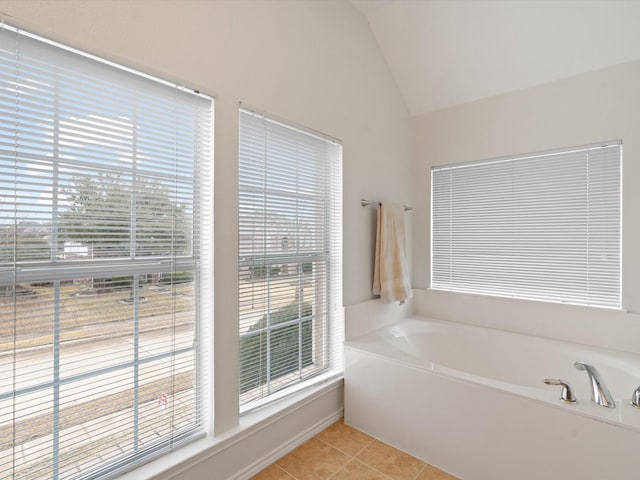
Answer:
[{"xmin": 344, "ymin": 317, "xmax": 640, "ymax": 480}]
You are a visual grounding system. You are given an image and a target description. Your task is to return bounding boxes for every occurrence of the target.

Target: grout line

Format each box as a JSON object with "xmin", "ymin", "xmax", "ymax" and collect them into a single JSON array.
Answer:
[
  {"xmin": 312, "ymin": 434, "xmax": 370, "ymax": 460},
  {"xmin": 414, "ymin": 464, "xmax": 426, "ymax": 480},
  {"xmin": 273, "ymin": 459, "xmax": 299, "ymax": 479},
  {"xmin": 313, "ymin": 435, "xmax": 350, "ymax": 456},
  {"xmin": 328, "ymin": 457, "xmax": 396, "ymax": 480},
  {"xmin": 327, "ymin": 459, "xmax": 350, "ymax": 480},
  {"xmin": 351, "ymin": 457, "xmax": 396, "ymax": 480},
  {"xmin": 275, "ymin": 436, "xmax": 351, "ymax": 480},
  {"xmin": 273, "ymin": 463, "xmax": 296, "ymax": 479},
  {"xmin": 342, "ymin": 422, "xmax": 378, "ymax": 458},
  {"xmin": 351, "ymin": 439, "xmax": 429, "ymax": 480},
  {"xmin": 318, "ymin": 419, "xmax": 377, "ymax": 458},
  {"xmin": 351, "ymin": 436, "xmax": 375, "ymax": 458}
]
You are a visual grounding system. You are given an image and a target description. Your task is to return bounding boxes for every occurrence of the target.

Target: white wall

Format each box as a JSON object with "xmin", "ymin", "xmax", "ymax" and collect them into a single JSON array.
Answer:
[
  {"xmin": 412, "ymin": 60, "xmax": 640, "ymax": 354},
  {"xmin": 0, "ymin": 0, "xmax": 412, "ymax": 477}
]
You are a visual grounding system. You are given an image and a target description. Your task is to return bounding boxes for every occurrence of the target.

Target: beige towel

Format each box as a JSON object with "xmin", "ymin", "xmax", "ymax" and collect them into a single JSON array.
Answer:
[{"xmin": 373, "ymin": 202, "xmax": 412, "ymax": 303}]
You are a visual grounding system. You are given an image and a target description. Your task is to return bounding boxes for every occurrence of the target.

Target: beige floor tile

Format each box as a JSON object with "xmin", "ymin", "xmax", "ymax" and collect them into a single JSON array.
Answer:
[
  {"xmin": 315, "ymin": 419, "xmax": 374, "ymax": 456},
  {"xmin": 329, "ymin": 459, "xmax": 389, "ymax": 480},
  {"xmin": 276, "ymin": 437, "xmax": 350, "ymax": 480},
  {"xmin": 356, "ymin": 440, "xmax": 425, "ymax": 480},
  {"xmin": 415, "ymin": 464, "xmax": 460, "ymax": 480},
  {"xmin": 251, "ymin": 463, "xmax": 296, "ymax": 480}
]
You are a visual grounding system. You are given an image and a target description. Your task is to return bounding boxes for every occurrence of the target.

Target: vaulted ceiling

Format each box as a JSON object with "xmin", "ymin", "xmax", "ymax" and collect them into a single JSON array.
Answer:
[{"xmin": 351, "ymin": 0, "xmax": 640, "ymax": 116}]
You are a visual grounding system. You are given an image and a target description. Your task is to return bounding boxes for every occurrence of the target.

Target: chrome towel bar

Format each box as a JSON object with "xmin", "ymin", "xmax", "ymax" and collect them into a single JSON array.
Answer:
[{"xmin": 361, "ymin": 199, "xmax": 413, "ymax": 211}]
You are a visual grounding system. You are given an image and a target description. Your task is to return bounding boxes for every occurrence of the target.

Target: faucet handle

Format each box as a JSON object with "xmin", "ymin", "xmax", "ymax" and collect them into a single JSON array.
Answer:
[
  {"xmin": 632, "ymin": 386, "xmax": 640, "ymax": 408},
  {"xmin": 544, "ymin": 378, "xmax": 577, "ymax": 404}
]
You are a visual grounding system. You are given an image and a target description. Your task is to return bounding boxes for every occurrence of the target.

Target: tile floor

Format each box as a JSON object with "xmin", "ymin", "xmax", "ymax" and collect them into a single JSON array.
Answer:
[{"xmin": 251, "ymin": 418, "xmax": 460, "ymax": 480}]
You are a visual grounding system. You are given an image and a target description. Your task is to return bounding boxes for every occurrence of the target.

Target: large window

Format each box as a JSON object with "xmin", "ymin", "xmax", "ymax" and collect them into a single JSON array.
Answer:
[
  {"xmin": 238, "ymin": 108, "xmax": 342, "ymax": 411},
  {"xmin": 431, "ymin": 141, "xmax": 621, "ymax": 308},
  {"xmin": 0, "ymin": 25, "xmax": 213, "ymax": 479}
]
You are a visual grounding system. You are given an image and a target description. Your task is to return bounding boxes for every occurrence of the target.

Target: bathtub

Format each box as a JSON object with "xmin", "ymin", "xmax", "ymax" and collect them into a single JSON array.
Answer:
[{"xmin": 344, "ymin": 317, "xmax": 640, "ymax": 480}]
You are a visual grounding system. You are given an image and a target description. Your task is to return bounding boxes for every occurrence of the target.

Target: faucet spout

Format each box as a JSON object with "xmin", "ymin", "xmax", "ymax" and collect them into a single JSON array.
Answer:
[{"xmin": 574, "ymin": 361, "xmax": 615, "ymax": 408}]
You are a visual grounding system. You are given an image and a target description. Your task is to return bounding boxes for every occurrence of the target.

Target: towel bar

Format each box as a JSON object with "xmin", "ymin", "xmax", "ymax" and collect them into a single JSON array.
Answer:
[{"xmin": 361, "ymin": 199, "xmax": 413, "ymax": 211}]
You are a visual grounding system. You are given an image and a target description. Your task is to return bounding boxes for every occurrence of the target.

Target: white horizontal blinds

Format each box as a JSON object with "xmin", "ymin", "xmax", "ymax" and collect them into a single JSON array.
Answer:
[
  {"xmin": 239, "ymin": 108, "xmax": 343, "ymax": 410},
  {"xmin": 0, "ymin": 25, "xmax": 213, "ymax": 480},
  {"xmin": 431, "ymin": 142, "xmax": 621, "ymax": 308}
]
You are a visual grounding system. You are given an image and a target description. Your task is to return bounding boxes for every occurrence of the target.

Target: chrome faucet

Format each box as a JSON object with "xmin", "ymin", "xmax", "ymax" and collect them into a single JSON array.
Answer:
[
  {"xmin": 574, "ymin": 361, "xmax": 615, "ymax": 408},
  {"xmin": 631, "ymin": 386, "xmax": 640, "ymax": 408}
]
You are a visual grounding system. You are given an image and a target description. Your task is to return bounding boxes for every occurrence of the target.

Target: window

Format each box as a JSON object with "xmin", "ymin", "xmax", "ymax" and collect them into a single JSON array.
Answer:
[
  {"xmin": 0, "ymin": 25, "xmax": 213, "ymax": 479},
  {"xmin": 238, "ymin": 108, "xmax": 342, "ymax": 411},
  {"xmin": 431, "ymin": 141, "xmax": 621, "ymax": 308}
]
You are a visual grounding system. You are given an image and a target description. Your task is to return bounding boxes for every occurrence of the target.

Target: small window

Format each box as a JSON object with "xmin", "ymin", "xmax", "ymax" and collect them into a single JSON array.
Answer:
[
  {"xmin": 238, "ymin": 108, "xmax": 343, "ymax": 411},
  {"xmin": 431, "ymin": 141, "xmax": 621, "ymax": 308}
]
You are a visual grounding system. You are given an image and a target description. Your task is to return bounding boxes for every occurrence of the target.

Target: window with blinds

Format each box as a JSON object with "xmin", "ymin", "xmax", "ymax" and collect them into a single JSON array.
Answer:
[
  {"xmin": 238, "ymin": 108, "xmax": 343, "ymax": 411},
  {"xmin": 431, "ymin": 141, "xmax": 621, "ymax": 308},
  {"xmin": 0, "ymin": 25, "xmax": 213, "ymax": 480}
]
